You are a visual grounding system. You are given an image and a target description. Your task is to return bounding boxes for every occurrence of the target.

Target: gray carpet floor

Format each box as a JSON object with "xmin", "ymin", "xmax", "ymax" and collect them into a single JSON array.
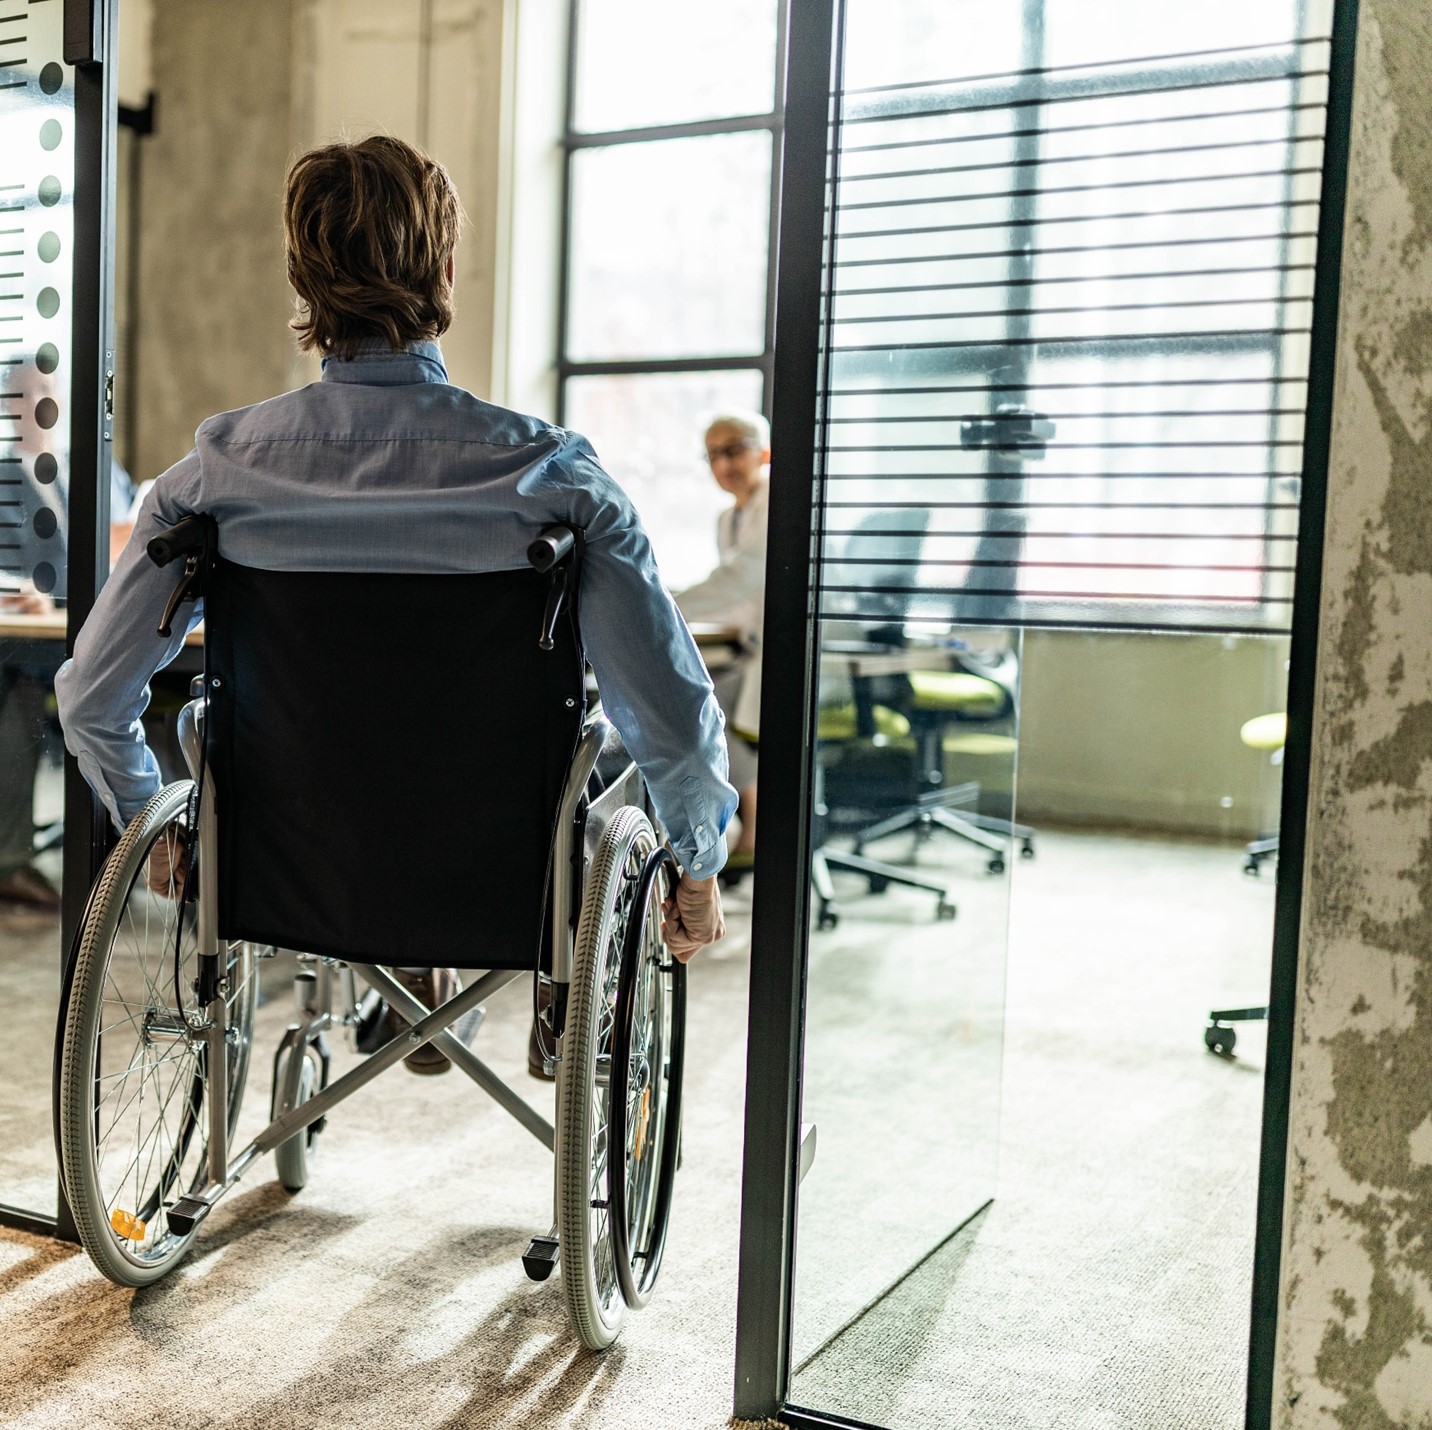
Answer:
[
  {"xmin": 793, "ymin": 829, "xmax": 1272, "ymax": 1429},
  {"xmin": 0, "ymin": 829, "xmax": 1272, "ymax": 1429}
]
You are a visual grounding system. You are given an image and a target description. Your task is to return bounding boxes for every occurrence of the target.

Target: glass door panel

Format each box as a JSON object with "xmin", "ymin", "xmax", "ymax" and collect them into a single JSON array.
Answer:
[{"xmin": 0, "ymin": 0, "xmax": 79, "ymax": 1220}]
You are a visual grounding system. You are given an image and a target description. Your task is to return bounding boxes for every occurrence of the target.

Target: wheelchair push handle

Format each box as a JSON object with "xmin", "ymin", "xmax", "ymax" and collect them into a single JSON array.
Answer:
[
  {"xmin": 528, "ymin": 524, "xmax": 580, "ymax": 651},
  {"xmin": 527, "ymin": 525, "xmax": 576, "ymax": 574},
  {"xmin": 147, "ymin": 513, "xmax": 218, "ymax": 638},
  {"xmin": 147, "ymin": 513, "xmax": 216, "ymax": 569}
]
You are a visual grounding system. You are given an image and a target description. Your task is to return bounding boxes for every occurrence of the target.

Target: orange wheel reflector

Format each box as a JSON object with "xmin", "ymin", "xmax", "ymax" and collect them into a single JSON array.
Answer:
[
  {"xmin": 110, "ymin": 1209, "xmax": 146, "ymax": 1241},
  {"xmin": 634, "ymin": 1086, "xmax": 652, "ymax": 1161}
]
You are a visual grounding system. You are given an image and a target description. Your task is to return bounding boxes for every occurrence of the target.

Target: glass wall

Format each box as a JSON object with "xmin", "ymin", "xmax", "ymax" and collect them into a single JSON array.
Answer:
[
  {"xmin": 782, "ymin": 0, "xmax": 1333, "ymax": 1423},
  {"xmin": 0, "ymin": 0, "xmax": 80, "ymax": 1221}
]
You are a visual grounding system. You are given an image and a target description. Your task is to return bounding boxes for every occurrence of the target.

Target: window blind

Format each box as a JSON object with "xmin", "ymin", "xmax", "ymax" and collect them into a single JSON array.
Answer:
[{"xmin": 817, "ymin": 21, "xmax": 1333, "ymax": 634}]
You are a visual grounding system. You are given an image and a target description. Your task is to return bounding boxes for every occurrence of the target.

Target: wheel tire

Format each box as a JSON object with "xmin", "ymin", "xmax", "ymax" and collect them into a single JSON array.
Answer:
[
  {"xmin": 58, "ymin": 782, "xmax": 256, "ymax": 1287},
  {"xmin": 273, "ymin": 1035, "xmax": 326, "ymax": 1193},
  {"xmin": 557, "ymin": 806, "xmax": 657, "ymax": 1351},
  {"xmin": 867, "ymin": 876, "xmax": 890, "ymax": 894},
  {"xmin": 987, "ymin": 857, "xmax": 1006, "ymax": 875},
  {"xmin": 818, "ymin": 908, "xmax": 840, "ymax": 932},
  {"xmin": 937, "ymin": 899, "xmax": 958, "ymax": 922}
]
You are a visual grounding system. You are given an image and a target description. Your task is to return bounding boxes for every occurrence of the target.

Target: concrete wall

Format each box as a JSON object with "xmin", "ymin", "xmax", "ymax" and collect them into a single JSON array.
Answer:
[
  {"xmin": 1274, "ymin": 1, "xmax": 1432, "ymax": 1423},
  {"xmin": 126, "ymin": 0, "xmax": 518, "ymax": 482},
  {"xmin": 130, "ymin": 0, "xmax": 298, "ymax": 481}
]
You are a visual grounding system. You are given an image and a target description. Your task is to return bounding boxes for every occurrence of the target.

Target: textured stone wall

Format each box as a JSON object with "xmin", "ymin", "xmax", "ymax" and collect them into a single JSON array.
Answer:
[{"xmin": 1276, "ymin": 1, "xmax": 1432, "ymax": 1424}]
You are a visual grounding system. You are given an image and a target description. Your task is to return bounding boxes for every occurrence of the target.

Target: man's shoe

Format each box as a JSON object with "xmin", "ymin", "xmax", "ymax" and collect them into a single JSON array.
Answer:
[
  {"xmin": 0, "ymin": 865, "xmax": 61, "ymax": 911},
  {"xmin": 391, "ymin": 968, "xmax": 483, "ymax": 1076}
]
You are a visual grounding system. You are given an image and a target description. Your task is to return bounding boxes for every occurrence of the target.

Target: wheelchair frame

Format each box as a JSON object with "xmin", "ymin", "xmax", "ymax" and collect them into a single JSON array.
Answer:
[{"xmin": 56, "ymin": 522, "xmax": 688, "ymax": 1351}]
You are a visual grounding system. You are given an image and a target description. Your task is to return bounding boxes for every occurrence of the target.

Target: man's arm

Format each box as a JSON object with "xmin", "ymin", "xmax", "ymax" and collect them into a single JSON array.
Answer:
[
  {"xmin": 550, "ymin": 438, "xmax": 739, "ymax": 883},
  {"xmin": 55, "ymin": 454, "xmax": 203, "ymax": 828}
]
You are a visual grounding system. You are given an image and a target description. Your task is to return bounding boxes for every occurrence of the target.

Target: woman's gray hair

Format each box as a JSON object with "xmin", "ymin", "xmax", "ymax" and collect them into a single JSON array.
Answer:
[{"xmin": 704, "ymin": 410, "xmax": 770, "ymax": 449}]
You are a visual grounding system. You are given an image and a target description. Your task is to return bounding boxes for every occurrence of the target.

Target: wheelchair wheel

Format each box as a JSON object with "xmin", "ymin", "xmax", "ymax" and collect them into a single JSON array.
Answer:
[
  {"xmin": 557, "ymin": 805, "xmax": 672, "ymax": 1350},
  {"xmin": 608, "ymin": 846, "xmax": 685, "ymax": 1311},
  {"xmin": 272, "ymin": 1031, "xmax": 328, "ymax": 1193},
  {"xmin": 58, "ymin": 783, "xmax": 257, "ymax": 1287}
]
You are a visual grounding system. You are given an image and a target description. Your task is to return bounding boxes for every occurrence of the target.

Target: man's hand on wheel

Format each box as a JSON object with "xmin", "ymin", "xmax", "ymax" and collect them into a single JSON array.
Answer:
[
  {"xmin": 661, "ymin": 871, "xmax": 726, "ymax": 963},
  {"xmin": 146, "ymin": 828, "xmax": 189, "ymax": 901}
]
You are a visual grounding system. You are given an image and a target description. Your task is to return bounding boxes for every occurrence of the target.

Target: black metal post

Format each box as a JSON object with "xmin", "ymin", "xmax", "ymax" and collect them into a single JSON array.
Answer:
[
  {"xmin": 54, "ymin": 0, "xmax": 119, "ymax": 1244},
  {"xmin": 731, "ymin": 0, "xmax": 840, "ymax": 1418},
  {"xmin": 1244, "ymin": 1, "xmax": 1359, "ymax": 1425}
]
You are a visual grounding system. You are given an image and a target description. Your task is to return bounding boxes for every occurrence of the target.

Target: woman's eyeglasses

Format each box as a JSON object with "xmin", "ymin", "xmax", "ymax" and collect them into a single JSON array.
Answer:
[{"xmin": 706, "ymin": 440, "xmax": 760, "ymax": 465}]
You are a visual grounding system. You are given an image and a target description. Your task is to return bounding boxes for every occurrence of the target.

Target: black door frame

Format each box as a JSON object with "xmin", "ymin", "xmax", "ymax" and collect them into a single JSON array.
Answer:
[
  {"xmin": 0, "ymin": 0, "xmax": 118, "ymax": 1242},
  {"xmin": 731, "ymin": 0, "xmax": 1361, "ymax": 1424}
]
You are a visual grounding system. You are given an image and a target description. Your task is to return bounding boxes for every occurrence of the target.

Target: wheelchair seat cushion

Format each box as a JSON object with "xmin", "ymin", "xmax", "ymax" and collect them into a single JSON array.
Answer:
[{"xmin": 204, "ymin": 558, "xmax": 585, "ymax": 970}]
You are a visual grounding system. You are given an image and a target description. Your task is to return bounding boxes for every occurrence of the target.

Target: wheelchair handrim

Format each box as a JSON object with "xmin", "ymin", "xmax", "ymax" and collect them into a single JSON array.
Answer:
[{"xmin": 608, "ymin": 846, "xmax": 683, "ymax": 1310}]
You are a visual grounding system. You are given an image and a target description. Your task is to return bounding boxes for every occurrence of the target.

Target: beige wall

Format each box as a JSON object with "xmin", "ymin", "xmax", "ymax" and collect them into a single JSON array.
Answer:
[
  {"xmin": 1275, "ymin": 0, "xmax": 1432, "ymax": 1423},
  {"xmin": 1018, "ymin": 631, "xmax": 1290, "ymax": 840}
]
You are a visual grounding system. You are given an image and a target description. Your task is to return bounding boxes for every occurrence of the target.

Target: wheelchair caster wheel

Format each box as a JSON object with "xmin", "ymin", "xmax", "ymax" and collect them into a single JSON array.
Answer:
[
  {"xmin": 936, "ymin": 899, "xmax": 957, "ymax": 921},
  {"xmin": 817, "ymin": 907, "xmax": 839, "ymax": 931},
  {"xmin": 273, "ymin": 1032, "xmax": 328, "ymax": 1192},
  {"xmin": 986, "ymin": 857, "xmax": 1006, "ymax": 875},
  {"xmin": 1205, "ymin": 1023, "xmax": 1236, "ymax": 1056}
]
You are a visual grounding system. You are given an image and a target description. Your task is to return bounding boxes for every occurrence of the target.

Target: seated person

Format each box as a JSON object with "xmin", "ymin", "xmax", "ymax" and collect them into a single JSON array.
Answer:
[
  {"xmin": 673, "ymin": 412, "xmax": 768, "ymax": 870},
  {"xmin": 0, "ymin": 355, "xmax": 137, "ymax": 910},
  {"xmin": 55, "ymin": 135, "xmax": 736, "ymax": 1071}
]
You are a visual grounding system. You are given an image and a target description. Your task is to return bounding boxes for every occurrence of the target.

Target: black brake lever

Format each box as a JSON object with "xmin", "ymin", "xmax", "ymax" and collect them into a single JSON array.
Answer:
[
  {"xmin": 539, "ymin": 566, "xmax": 569, "ymax": 651},
  {"xmin": 158, "ymin": 555, "xmax": 201, "ymax": 638}
]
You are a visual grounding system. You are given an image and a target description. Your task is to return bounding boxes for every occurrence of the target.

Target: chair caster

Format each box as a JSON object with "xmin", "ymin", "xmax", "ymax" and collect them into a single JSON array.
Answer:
[
  {"xmin": 986, "ymin": 856, "xmax": 1006, "ymax": 875},
  {"xmin": 936, "ymin": 898, "xmax": 958, "ymax": 921},
  {"xmin": 1205, "ymin": 1022, "xmax": 1236, "ymax": 1056},
  {"xmin": 866, "ymin": 875, "xmax": 890, "ymax": 894},
  {"xmin": 1020, "ymin": 840, "xmax": 1035, "ymax": 859},
  {"xmin": 1243, "ymin": 859, "xmax": 1261, "ymax": 877},
  {"xmin": 817, "ymin": 906, "xmax": 839, "ymax": 931}
]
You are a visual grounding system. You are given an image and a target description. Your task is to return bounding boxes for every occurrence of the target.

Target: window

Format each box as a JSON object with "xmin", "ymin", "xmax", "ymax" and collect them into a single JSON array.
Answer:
[
  {"xmin": 559, "ymin": 0, "xmax": 784, "ymax": 584},
  {"xmin": 821, "ymin": 0, "xmax": 1331, "ymax": 635}
]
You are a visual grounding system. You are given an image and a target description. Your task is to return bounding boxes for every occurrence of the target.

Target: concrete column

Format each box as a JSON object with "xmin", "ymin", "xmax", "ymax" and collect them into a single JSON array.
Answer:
[
  {"xmin": 1276, "ymin": 1, "xmax": 1432, "ymax": 1423},
  {"xmin": 131, "ymin": 0, "xmax": 298, "ymax": 481}
]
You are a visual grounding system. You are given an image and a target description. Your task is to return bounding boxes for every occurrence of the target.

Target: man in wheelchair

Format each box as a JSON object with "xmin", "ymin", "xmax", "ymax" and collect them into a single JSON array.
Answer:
[{"xmin": 50, "ymin": 136, "xmax": 739, "ymax": 1348}]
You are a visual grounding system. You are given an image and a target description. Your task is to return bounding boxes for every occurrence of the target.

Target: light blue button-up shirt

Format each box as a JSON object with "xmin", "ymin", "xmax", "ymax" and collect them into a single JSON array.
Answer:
[{"xmin": 55, "ymin": 341, "xmax": 737, "ymax": 875}]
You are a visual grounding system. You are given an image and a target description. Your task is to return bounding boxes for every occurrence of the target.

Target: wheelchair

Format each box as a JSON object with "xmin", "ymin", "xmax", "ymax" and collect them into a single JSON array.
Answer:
[{"xmin": 54, "ymin": 516, "xmax": 687, "ymax": 1350}]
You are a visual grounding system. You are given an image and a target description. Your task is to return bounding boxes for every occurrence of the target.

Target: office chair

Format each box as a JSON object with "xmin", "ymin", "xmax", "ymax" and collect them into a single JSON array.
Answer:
[
  {"xmin": 811, "ymin": 699, "xmax": 957, "ymax": 930},
  {"xmin": 1204, "ymin": 712, "xmax": 1286, "ymax": 1055},
  {"xmin": 825, "ymin": 510, "xmax": 1035, "ymax": 875}
]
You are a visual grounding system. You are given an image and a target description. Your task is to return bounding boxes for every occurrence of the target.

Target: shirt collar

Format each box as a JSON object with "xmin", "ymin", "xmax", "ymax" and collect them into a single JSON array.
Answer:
[{"xmin": 320, "ymin": 339, "xmax": 449, "ymax": 386}]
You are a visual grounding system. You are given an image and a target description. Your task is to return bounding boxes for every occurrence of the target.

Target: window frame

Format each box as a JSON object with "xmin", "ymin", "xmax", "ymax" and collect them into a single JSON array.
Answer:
[{"xmin": 555, "ymin": 0, "xmax": 789, "ymax": 426}]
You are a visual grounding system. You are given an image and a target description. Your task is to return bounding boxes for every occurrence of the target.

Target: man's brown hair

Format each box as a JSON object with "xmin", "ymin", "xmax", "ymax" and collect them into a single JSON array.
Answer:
[{"xmin": 283, "ymin": 136, "xmax": 464, "ymax": 360}]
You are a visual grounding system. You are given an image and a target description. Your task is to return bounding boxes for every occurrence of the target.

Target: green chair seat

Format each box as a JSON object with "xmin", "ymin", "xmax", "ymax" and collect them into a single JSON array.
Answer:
[
  {"xmin": 1240, "ymin": 713, "xmax": 1287, "ymax": 751},
  {"xmin": 941, "ymin": 731, "xmax": 1017, "ymax": 757},
  {"xmin": 817, "ymin": 703, "xmax": 911, "ymax": 743},
  {"xmin": 909, "ymin": 670, "xmax": 1005, "ymax": 715}
]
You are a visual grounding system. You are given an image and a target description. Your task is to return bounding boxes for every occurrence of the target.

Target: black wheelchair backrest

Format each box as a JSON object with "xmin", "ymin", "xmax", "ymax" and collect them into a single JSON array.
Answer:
[{"xmin": 201, "ymin": 555, "xmax": 586, "ymax": 970}]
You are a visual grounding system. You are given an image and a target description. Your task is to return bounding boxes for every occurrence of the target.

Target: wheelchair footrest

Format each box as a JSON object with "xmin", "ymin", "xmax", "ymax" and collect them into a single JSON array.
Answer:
[
  {"xmin": 166, "ymin": 1195, "xmax": 213, "ymax": 1237},
  {"xmin": 522, "ymin": 1234, "xmax": 560, "ymax": 1282}
]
